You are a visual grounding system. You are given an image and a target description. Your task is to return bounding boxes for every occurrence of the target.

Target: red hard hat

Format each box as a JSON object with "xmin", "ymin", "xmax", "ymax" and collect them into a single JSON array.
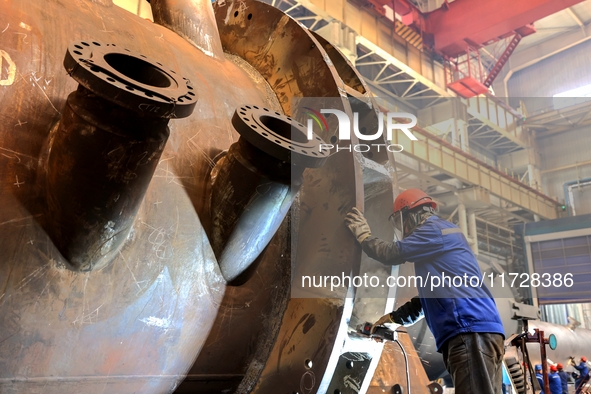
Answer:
[
  {"xmin": 582, "ymin": 357, "xmax": 587, "ymax": 362},
  {"xmin": 393, "ymin": 189, "xmax": 437, "ymax": 214},
  {"xmin": 557, "ymin": 363, "xmax": 563, "ymax": 369},
  {"xmin": 550, "ymin": 365, "xmax": 557, "ymax": 372}
]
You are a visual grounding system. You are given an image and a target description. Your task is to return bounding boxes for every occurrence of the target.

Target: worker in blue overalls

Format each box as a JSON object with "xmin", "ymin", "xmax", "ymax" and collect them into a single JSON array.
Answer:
[
  {"xmin": 345, "ymin": 188, "xmax": 505, "ymax": 394},
  {"xmin": 549, "ymin": 365, "xmax": 563, "ymax": 394},
  {"xmin": 573, "ymin": 356, "xmax": 589, "ymax": 394},
  {"xmin": 556, "ymin": 363, "xmax": 569, "ymax": 394}
]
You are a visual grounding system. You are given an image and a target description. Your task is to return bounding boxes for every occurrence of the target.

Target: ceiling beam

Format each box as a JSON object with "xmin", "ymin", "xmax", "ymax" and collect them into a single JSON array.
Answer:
[
  {"xmin": 498, "ymin": 20, "xmax": 591, "ymax": 96},
  {"xmin": 535, "ymin": 117, "xmax": 591, "ymax": 138},
  {"xmin": 566, "ymin": 7, "xmax": 585, "ymax": 28},
  {"xmin": 420, "ymin": 0, "xmax": 586, "ymax": 56}
]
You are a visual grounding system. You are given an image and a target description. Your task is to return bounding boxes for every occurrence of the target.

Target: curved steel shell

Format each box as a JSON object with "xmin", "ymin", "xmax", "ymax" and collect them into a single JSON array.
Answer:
[
  {"xmin": 4, "ymin": 1, "xmax": 591, "ymax": 393},
  {"xmin": 0, "ymin": 0, "xmax": 366, "ymax": 393}
]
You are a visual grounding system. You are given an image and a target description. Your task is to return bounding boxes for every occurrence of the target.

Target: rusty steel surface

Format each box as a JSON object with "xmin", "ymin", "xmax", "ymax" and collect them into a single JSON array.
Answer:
[
  {"xmin": 310, "ymin": 31, "xmax": 367, "ymax": 96},
  {"xmin": 0, "ymin": 0, "xmax": 282, "ymax": 393},
  {"xmin": 178, "ymin": 2, "xmax": 366, "ymax": 393},
  {"xmin": 0, "ymin": 0, "xmax": 368, "ymax": 393},
  {"xmin": 8, "ymin": 1, "xmax": 589, "ymax": 393},
  {"xmin": 368, "ymin": 331, "xmax": 433, "ymax": 394}
]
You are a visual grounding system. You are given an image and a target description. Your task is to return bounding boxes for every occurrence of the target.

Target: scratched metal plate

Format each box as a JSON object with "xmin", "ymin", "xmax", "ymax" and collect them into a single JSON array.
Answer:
[
  {"xmin": 0, "ymin": 1, "xmax": 367, "ymax": 393},
  {"xmin": 0, "ymin": 0, "xmax": 278, "ymax": 392}
]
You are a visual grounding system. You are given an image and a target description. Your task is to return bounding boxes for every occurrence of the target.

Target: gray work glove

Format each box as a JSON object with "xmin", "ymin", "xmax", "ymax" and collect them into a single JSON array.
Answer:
[
  {"xmin": 372, "ymin": 297, "xmax": 423, "ymax": 333},
  {"xmin": 371, "ymin": 313, "xmax": 397, "ymax": 334},
  {"xmin": 345, "ymin": 207, "xmax": 372, "ymax": 244}
]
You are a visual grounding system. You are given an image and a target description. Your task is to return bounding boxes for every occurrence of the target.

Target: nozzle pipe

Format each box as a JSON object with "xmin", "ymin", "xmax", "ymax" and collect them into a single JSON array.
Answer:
[
  {"xmin": 210, "ymin": 105, "xmax": 328, "ymax": 284},
  {"xmin": 46, "ymin": 41, "xmax": 196, "ymax": 271}
]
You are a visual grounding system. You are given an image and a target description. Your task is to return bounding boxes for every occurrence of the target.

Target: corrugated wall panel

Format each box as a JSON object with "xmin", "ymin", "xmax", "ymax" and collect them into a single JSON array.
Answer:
[
  {"xmin": 539, "ymin": 126, "xmax": 591, "ymax": 201},
  {"xmin": 509, "ymin": 40, "xmax": 591, "ymax": 112},
  {"xmin": 532, "ymin": 235, "xmax": 591, "ymax": 305},
  {"xmin": 542, "ymin": 304, "xmax": 568, "ymax": 325},
  {"xmin": 539, "ymin": 128, "xmax": 591, "ymax": 169}
]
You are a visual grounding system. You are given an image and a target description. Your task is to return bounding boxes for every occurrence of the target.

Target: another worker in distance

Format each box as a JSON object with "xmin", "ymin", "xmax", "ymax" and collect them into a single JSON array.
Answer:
[
  {"xmin": 573, "ymin": 356, "xmax": 589, "ymax": 394},
  {"xmin": 556, "ymin": 363, "xmax": 569, "ymax": 394},
  {"xmin": 549, "ymin": 365, "xmax": 563, "ymax": 394},
  {"xmin": 345, "ymin": 188, "xmax": 505, "ymax": 394}
]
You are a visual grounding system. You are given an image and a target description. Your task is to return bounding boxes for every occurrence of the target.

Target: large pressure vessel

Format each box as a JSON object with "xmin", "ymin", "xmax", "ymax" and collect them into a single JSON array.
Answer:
[{"xmin": 0, "ymin": 0, "xmax": 371, "ymax": 393}]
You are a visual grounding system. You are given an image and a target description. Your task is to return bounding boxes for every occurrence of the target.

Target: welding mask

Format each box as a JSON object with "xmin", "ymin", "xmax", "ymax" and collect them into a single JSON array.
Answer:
[
  {"xmin": 388, "ymin": 208, "xmax": 407, "ymax": 240},
  {"xmin": 389, "ymin": 206, "xmax": 434, "ymax": 240}
]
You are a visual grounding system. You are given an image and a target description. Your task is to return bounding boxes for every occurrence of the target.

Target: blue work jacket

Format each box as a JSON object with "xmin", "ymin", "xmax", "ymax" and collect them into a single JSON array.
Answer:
[
  {"xmin": 549, "ymin": 371, "xmax": 562, "ymax": 394},
  {"xmin": 558, "ymin": 370, "xmax": 569, "ymax": 394},
  {"xmin": 575, "ymin": 362, "xmax": 589, "ymax": 378},
  {"xmin": 362, "ymin": 216, "xmax": 505, "ymax": 351}
]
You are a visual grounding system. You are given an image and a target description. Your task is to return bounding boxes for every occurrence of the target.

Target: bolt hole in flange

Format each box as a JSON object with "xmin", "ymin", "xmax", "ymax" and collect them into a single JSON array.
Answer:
[
  {"xmin": 305, "ymin": 359, "xmax": 313, "ymax": 369},
  {"xmin": 46, "ymin": 40, "xmax": 197, "ymax": 271},
  {"xmin": 210, "ymin": 105, "xmax": 328, "ymax": 284}
]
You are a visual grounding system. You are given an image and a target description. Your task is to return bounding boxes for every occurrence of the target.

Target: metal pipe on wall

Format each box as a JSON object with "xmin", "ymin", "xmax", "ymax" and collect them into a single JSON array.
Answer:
[
  {"xmin": 458, "ymin": 202, "xmax": 470, "ymax": 242},
  {"xmin": 563, "ymin": 178, "xmax": 591, "ymax": 216},
  {"xmin": 468, "ymin": 209, "xmax": 479, "ymax": 255}
]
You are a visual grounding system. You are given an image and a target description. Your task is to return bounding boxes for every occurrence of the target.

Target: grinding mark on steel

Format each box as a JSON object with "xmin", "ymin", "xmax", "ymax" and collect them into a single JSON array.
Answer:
[
  {"xmin": 0, "ymin": 214, "xmax": 41, "ymax": 227},
  {"xmin": 187, "ymin": 132, "xmax": 217, "ymax": 168},
  {"xmin": 20, "ymin": 71, "xmax": 60, "ymax": 114},
  {"xmin": 16, "ymin": 264, "xmax": 49, "ymax": 291},
  {"xmin": 119, "ymin": 250, "xmax": 142, "ymax": 291}
]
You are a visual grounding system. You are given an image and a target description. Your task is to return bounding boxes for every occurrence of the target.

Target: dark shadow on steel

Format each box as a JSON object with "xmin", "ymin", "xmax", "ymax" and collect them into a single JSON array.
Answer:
[
  {"xmin": 310, "ymin": 31, "xmax": 366, "ymax": 95},
  {"xmin": 210, "ymin": 105, "xmax": 328, "ymax": 284},
  {"xmin": 45, "ymin": 41, "xmax": 196, "ymax": 271},
  {"xmin": 310, "ymin": 32, "xmax": 388, "ymax": 164}
]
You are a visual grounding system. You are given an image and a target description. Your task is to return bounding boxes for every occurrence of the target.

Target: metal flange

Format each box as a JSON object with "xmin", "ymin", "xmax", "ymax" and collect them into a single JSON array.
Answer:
[
  {"xmin": 64, "ymin": 41, "xmax": 196, "ymax": 118},
  {"xmin": 232, "ymin": 105, "xmax": 328, "ymax": 168}
]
